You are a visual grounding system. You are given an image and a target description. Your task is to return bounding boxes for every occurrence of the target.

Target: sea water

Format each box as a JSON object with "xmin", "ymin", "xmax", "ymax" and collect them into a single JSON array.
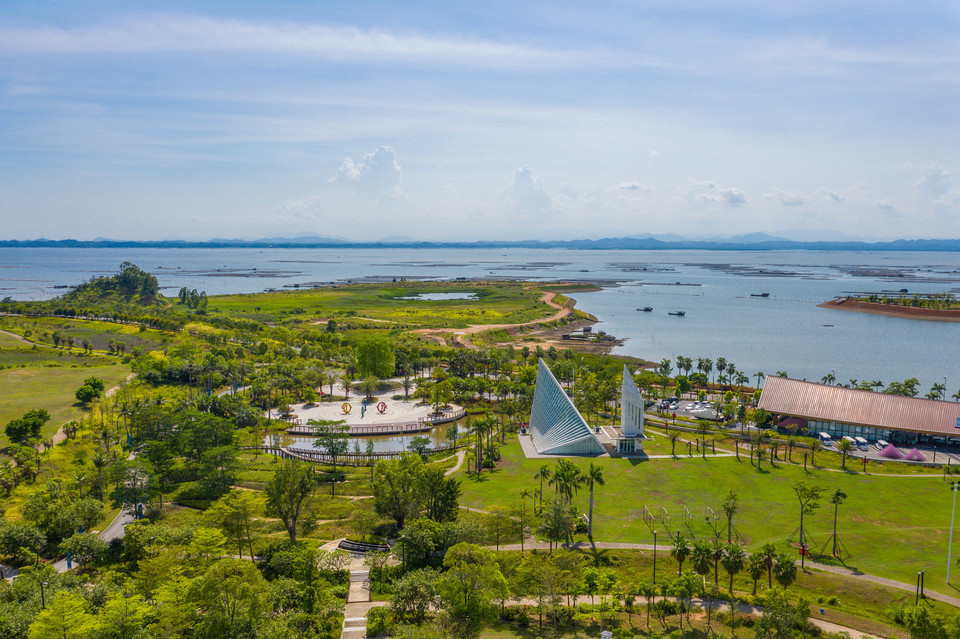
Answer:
[{"xmin": 0, "ymin": 247, "xmax": 957, "ymax": 393}]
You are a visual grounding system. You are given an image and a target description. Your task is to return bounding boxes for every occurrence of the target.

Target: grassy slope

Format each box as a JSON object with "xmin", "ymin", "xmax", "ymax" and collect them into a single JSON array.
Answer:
[{"xmin": 456, "ymin": 437, "xmax": 958, "ymax": 593}]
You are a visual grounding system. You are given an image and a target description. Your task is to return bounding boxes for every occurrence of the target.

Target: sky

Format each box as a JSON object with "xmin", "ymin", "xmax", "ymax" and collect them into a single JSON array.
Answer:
[{"xmin": 0, "ymin": 1, "xmax": 958, "ymax": 242}]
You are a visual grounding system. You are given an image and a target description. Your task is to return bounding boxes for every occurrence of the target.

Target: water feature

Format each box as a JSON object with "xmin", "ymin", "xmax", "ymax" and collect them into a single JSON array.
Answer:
[{"xmin": 2, "ymin": 246, "xmax": 958, "ymax": 391}]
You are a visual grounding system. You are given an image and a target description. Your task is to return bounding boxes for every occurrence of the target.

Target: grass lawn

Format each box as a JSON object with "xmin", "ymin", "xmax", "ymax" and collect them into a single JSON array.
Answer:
[
  {"xmin": 456, "ymin": 437, "xmax": 960, "ymax": 594},
  {"xmin": 0, "ymin": 364, "xmax": 131, "ymax": 446},
  {"xmin": 0, "ymin": 316, "xmax": 167, "ymax": 354},
  {"xmin": 205, "ymin": 281, "xmax": 557, "ymax": 328}
]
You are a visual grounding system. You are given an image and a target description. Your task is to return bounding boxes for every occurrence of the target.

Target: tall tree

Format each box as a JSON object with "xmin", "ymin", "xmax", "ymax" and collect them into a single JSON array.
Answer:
[
  {"xmin": 534, "ymin": 464, "xmax": 552, "ymax": 513},
  {"xmin": 829, "ymin": 488, "xmax": 848, "ymax": 557},
  {"xmin": 437, "ymin": 543, "xmax": 509, "ymax": 639},
  {"xmin": 792, "ymin": 481, "xmax": 823, "ymax": 569},
  {"xmin": 836, "ymin": 438, "xmax": 854, "ymax": 469},
  {"xmin": 264, "ymin": 459, "xmax": 315, "ymax": 543},
  {"xmin": 690, "ymin": 540, "xmax": 712, "ymax": 585},
  {"xmin": 747, "ymin": 553, "xmax": 766, "ymax": 595},
  {"xmin": 773, "ymin": 552, "xmax": 798, "ymax": 589},
  {"xmin": 586, "ymin": 462, "xmax": 605, "ymax": 539},
  {"xmin": 310, "ymin": 420, "xmax": 351, "ymax": 488},
  {"xmin": 372, "ymin": 453, "xmax": 423, "ymax": 529},
  {"xmin": 759, "ymin": 542, "xmax": 778, "ymax": 589},
  {"xmin": 721, "ymin": 543, "xmax": 746, "ymax": 594},
  {"xmin": 357, "ymin": 335, "xmax": 396, "ymax": 379},
  {"xmin": 670, "ymin": 531, "xmax": 690, "ymax": 576},
  {"xmin": 722, "ymin": 490, "xmax": 739, "ymax": 543}
]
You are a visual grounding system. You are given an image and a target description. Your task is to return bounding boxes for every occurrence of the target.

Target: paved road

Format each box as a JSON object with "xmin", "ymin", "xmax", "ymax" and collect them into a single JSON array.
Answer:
[{"xmin": 51, "ymin": 507, "xmax": 136, "ymax": 573}]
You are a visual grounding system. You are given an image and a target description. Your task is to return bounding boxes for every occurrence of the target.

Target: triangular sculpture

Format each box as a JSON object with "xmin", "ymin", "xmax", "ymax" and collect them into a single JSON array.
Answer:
[
  {"xmin": 879, "ymin": 444, "xmax": 904, "ymax": 459},
  {"xmin": 904, "ymin": 448, "xmax": 927, "ymax": 462},
  {"xmin": 620, "ymin": 365, "xmax": 645, "ymax": 438},
  {"xmin": 529, "ymin": 359, "xmax": 604, "ymax": 455}
]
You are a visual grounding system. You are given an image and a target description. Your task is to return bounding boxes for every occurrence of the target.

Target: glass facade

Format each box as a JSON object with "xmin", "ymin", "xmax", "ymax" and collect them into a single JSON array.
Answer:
[{"xmin": 806, "ymin": 419, "xmax": 890, "ymax": 441}]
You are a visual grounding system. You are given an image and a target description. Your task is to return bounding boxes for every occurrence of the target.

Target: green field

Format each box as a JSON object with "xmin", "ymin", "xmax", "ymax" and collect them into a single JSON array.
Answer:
[
  {"xmin": 0, "ymin": 316, "xmax": 167, "ymax": 353},
  {"xmin": 206, "ymin": 281, "xmax": 561, "ymax": 327},
  {"xmin": 0, "ymin": 364, "xmax": 131, "ymax": 446},
  {"xmin": 456, "ymin": 437, "xmax": 959, "ymax": 594}
]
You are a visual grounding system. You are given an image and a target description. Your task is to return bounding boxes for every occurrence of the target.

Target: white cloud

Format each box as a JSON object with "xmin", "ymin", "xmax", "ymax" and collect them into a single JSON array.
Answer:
[
  {"xmin": 504, "ymin": 166, "xmax": 552, "ymax": 218},
  {"xmin": 915, "ymin": 163, "xmax": 951, "ymax": 202},
  {"xmin": 876, "ymin": 201, "xmax": 902, "ymax": 217},
  {"xmin": 618, "ymin": 181, "xmax": 654, "ymax": 192},
  {"xmin": 692, "ymin": 181, "xmax": 746, "ymax": 207},
  {"xmin": 331, "ymin": 145, "xmax": 402, "ymax": 196},
  {"xmin": 0, "ymin": 16, "xmax": 615, "ymax": 70},
  {"xmin": 765, "ymin": 187, "xmax": 804, "ymax": 206}
]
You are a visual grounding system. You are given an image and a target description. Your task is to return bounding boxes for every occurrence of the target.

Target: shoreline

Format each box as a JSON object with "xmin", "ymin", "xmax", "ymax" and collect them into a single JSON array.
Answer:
[{"xmin": 819, "ymin": 297, "xmax": 960, "ymax": 322}]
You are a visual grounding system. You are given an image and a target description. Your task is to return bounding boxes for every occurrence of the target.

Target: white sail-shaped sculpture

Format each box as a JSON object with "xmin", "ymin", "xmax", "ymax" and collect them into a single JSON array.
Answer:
[
  {"xmin": 620, "ymin": 365, "xmax": 645, "ymax": 438},
  {"xmin": 529, "ymin": 359, "xmax": 604, "ymax": 455}
]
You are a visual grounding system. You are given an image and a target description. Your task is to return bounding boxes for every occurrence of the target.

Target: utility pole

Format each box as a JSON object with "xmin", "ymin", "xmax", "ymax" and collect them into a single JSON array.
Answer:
[
  {"xmin": 948, "ymin": 482, "xmax": 959, "ymax": 584},
  {"xmin": 653, "ymin": 530, "xmax": 658, "ymax": 584}
]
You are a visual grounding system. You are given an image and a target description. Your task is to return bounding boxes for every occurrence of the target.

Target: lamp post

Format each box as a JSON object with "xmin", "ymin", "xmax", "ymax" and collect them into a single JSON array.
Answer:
[
  {"xmin": 40, "ymin": 581, "xmax": 48, "ymax": 609},
  {"xmin": 948, "ymin": 482, "xmax": 959, "ymax": 584},
  {"xmin": 653, "ymin": 530, "xmax": 657, "ymax": 584}
]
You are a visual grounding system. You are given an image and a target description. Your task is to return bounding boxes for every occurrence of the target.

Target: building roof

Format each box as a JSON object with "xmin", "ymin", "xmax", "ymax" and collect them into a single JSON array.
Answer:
[
  {"xmin": 758, "ymin": 376, "xmax": 960, "ymax": 436},
  {"xmin": 528, "ymin": 359, "xmax": 604, "ymax": 455}
]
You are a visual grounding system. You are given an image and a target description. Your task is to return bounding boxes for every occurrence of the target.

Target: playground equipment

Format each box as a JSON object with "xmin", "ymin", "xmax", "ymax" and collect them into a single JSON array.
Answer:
[{"xmin": 642, "ymin": 504, "xmax": 721, "ymax": 539}]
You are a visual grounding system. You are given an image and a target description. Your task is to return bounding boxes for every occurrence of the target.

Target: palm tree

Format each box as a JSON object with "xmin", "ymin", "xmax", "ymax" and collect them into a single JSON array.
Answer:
[
  {"xmin": 836, "ymin": 438, "xmax": 854, "ymax": 469},
  {"xmin": 670, "ymin": 531, "xmax": 690, "ymax": 576},
  {"xmin": 551, "ymin": 459, "xmax": 582, "ymax": 505},
  {"xmin": 519, "ymin": 488, "xmax": 533, "ymax": 553},
  {"xmin": 586, "ymin": 462, "xmax": 605, "ymax": 538},
  {"xmin": 690, "ymin": 540, "xmax": 712, "ymax": 585},
  {"xmin": 710, "ymin": 535, "xmax": 724, "ymax": 585},
  {"xmin": 810, "ymin": 439, "xmax": 821, "ymax": 467},
  {"xmin": 754, "ymin": 371, "xmax": 765, "ymax": 388},
  {"xmin": 773, "ymin": 552, "xmax": 797, "ymax": 589},
  {"xmin": 721, "ymin": 543, "xmax": 746, "ymax": 594},
  {"xmin": 759, "ymin": 543, "xmax": 777, "ymax": 588},
  {"xmin": 534, "ymin": 464, "xmax": 552, "ymax": 513},
  {"xmin": 747, "ymin": 553, "xmax": 766, "ymax": 595}
]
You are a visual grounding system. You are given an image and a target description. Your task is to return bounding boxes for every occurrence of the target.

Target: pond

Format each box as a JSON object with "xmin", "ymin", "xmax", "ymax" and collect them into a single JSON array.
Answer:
[
  {"xmin": 393, "ymin": 292, "xmax": 478, "ymax": 301},
  {"xmin": 265, "ymin": 418, "xmax": 467, "ymax": 454}
]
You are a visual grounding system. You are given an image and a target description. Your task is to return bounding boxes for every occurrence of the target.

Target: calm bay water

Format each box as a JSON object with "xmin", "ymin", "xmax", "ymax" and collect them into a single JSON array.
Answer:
[{"xmin": 1, "ymin": 247, "xmax": 958, "ymax": 394}]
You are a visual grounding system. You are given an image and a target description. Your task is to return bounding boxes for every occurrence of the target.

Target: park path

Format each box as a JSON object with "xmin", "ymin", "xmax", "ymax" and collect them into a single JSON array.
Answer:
[
  {"xmin": 411, "ymin": 291, "xmax": 573, "ymax": 348},
  {"xmin": 442, "ymin": 450, "xmax": 466, "ymax": 477},
  {"xmin": 0, "ymin": 329, "xmax": 33, "ymax": 345}
]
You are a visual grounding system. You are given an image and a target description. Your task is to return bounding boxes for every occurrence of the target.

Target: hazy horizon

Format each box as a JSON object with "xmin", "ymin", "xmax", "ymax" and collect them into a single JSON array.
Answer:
[{"xmin": 1, "ymin": 2, "xmax": 957, "ymax": 242}]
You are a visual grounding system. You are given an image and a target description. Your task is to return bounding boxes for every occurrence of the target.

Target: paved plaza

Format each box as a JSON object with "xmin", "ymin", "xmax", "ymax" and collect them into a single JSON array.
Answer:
[{"xmin": 275, "ymin": 383, "xmax": 449, "ymax": 428}]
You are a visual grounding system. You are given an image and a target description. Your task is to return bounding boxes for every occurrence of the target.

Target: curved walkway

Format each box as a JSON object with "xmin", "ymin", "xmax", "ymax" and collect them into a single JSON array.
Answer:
[{"xmin": 411, "ymin": 290, "xmax": 573, "ymax": 348}]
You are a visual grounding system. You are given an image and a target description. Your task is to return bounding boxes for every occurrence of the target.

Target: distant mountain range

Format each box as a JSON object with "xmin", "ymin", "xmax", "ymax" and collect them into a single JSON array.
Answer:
[{"xmin": 3, "ymin": 235, "xmax": 960, "ymax": 251}]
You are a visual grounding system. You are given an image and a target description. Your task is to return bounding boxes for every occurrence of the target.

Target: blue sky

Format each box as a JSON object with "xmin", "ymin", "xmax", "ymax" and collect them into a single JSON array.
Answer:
[{"xmin": 1, "ymin": 1, "xmax": 957, "ymax": 241}]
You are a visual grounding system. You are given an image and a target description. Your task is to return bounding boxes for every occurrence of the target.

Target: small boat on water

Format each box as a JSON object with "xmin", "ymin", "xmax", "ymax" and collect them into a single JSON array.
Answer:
[
  {"xmin": 668, "ymin": 311, "xmax": 686, "ymax": 317},
  {"xmin": 750, "ymin": 293, "xmax": 770, "ymax": 297},
  {"xmin": 638, "ymin": 307, "xmax": 653, "ymax": 312}
]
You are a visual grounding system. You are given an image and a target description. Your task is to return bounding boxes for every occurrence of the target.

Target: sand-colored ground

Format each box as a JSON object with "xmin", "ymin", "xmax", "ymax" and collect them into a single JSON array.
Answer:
[{"xmin": 819, "ymin": 297, "xmax": 960, "ymax": 322}]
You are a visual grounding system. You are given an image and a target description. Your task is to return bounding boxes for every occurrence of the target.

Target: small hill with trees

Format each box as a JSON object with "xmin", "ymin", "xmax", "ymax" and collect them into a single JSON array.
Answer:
[{"xmin": 62, "ymin": 262, "xmax": 161, "ymax": 305}]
